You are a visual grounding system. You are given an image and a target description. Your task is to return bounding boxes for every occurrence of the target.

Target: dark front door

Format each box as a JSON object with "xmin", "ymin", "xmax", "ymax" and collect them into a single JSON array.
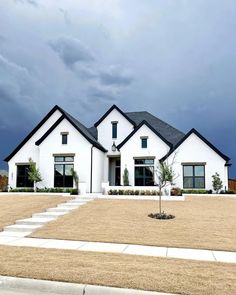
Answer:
[{"xmin": 115, "ymin": 159, "xmax": 120, "ymax": 186}]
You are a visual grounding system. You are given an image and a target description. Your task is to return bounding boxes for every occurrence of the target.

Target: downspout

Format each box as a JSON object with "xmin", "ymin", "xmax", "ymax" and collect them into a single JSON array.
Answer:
[{"xmin": 90, "ymin": 145, "xmax": 94, "ymax": 193}]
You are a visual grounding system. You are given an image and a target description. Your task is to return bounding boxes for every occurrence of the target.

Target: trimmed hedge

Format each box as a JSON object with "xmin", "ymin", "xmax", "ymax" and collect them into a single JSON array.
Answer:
[
  {"xmin": 108, "ymin": 189, "xmax": 160, "ymax": 196},
  {"xmin": 8, "ymin": 187, "xmax": 78, "ymax": 195}
]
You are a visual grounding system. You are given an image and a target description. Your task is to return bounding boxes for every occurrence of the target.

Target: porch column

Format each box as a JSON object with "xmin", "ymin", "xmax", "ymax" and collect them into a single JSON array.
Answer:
[{"xmin": 103, "ymin": 156, "xmax": 109, "ymax": 182}]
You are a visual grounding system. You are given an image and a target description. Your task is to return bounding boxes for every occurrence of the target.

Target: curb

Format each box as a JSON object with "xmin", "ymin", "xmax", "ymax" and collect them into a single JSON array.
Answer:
[{"xmin": 0, "ymin": 276, "xmax": 177, "ymax": 295}]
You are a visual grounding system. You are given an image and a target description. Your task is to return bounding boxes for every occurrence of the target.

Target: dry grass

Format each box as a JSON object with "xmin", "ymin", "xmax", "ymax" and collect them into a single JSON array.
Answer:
[
  {"xmin": 0, "ymin": 195, "xmax": 69, "ymax": 230},
  {"xmin": 31, "ymin": 197, "xmax": 236, "ymax": 251},
  {"xmin": 0, "ymin": 245, "xmax": 235, "ymax": 295}
]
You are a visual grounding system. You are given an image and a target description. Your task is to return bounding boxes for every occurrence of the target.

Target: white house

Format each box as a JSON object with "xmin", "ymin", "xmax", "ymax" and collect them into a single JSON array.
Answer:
[{"xmin": 5, "ymin": 105, "xmax": 230, "ymax": 193}]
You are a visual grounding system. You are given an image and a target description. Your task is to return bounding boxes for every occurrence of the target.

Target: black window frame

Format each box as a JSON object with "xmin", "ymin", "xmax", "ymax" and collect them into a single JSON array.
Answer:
[
  {"xmin": 16, "ymin": 165, "xmax": 33, "ymax": 188},
  {"xmin": 54, "ymin": 156, "xmax": 74, "ymax": 188},
  {"xmin": 183, "ymin": 164, "xmax": 205, "ymax": 189},
  {"xmin": 54, "ymin": 163, "xmax": 74, "ymax": 188},
  {"xmin": 141, "ymin": 138, "xmax": 147, "ymax": 148},
  {"xmin": 112, "ymin": 122, "xmax": 118, "ymax": 139},
  {"xmin": 134, "ymin": 158, "xmax": 154, "ymax": 186},
  {"xmin": 62, "ymin": 134, "xmax": 68, "ymax": 144}
]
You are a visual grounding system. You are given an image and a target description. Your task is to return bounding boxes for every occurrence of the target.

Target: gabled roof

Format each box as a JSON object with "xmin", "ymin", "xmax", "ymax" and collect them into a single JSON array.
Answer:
[
  {"xmin": 125, "ymin": 111, "xmax": 185, "ymax": 146},
  {"xmin": 4, "ymin": 105, "xmax": 61, "ymax": 162},
  {"xmin": 5, "ymin": 105, "xmax": 107, "ymax": 162},
  {"xmin": 94, "ymin": 104, "xmax": 136, "ymax": 127},
  {"xmin": 160, "ymin": 128, "xmax": 230, "ymax": 162},
  {"xmin": 117, "ymin": 120, "xmax": 173, "ymax": 150},
  {"xmin": 35, "ymin": 106, "xmax": 107, "ymax": 152}
]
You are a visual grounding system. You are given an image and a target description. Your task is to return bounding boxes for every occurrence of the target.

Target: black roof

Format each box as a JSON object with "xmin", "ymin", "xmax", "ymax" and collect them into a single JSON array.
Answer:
[
  {"xmin": 125, "ymin": 111, "xmax": 185, "ymax": 146},
  {"xmin": 58, "ymin": 107, "xmax": 106, "ymax": 152},
  {"xmin": 5, "ymin": 105, "xmax": 229, "ymax": 163},
  {"xmin": 160, "ymin": 128, "xmax": 230, "ymax": 162},
  {"xmin": 117, "ymin": 120, "xmax": 173, "ymax": 150},
  {"xmin": 4, "ymin": 105, "xmax": 107, "ymax": 161}
]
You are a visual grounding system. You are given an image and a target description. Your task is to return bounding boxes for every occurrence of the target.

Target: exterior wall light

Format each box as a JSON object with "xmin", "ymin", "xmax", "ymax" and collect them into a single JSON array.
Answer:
[{"xmin": 111, "ymin": 142, "xmax": 116, "ymax": 152}]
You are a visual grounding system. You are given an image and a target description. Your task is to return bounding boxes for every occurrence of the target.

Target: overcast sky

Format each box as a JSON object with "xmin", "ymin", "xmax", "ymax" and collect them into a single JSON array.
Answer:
[{"xmin": 0, "ymin": 0, "xmax": 236, "ymax": 177}]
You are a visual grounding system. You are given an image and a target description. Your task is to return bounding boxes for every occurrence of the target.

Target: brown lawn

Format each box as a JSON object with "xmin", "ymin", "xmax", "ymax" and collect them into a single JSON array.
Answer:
[
  {"xmin": 0, "ymin": 245, "xmax": 235, "ymax": 295},
  {"xmin": 31, "ymin": 197, "xmax": 236, "ymax": 251},
  {"xmin": 0, "ymin": 195, "xmax": 69, "ymax": 230}
]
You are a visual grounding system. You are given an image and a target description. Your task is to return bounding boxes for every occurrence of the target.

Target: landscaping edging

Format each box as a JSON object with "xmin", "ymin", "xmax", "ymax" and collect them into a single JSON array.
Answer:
[
  {"xmin": 97, "ymin": 195, "xmax": 185, "ymax": 201},
  {"xmin": 0, "ymin": 276, "xmax": 176, "ymax": 295},
  {"xmin": 182, "ymin": 193, "xmax": 236, "ymax": 198}
]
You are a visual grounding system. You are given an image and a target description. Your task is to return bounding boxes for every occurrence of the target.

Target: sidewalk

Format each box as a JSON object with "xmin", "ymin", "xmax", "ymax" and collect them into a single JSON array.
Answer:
[
  {"xmin": 0, "ymin": 235, "xmax": 235, "ymax": 263},
  {"xmin": 0, "ymin": 276, "xmax": 177, "ymax": 295}
]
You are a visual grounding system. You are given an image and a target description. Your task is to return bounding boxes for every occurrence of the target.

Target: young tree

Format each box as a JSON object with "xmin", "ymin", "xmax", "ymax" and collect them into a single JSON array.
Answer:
[
  {"xmin": 212, "ymin": 172, "xmax": 223, "ymax": 193},
  {"xmin": 28, "ymin": 158, "xmax": 42, "ymax": 192},
  {"xmin": 156, "ymin": 159, "xmax": 177, "ymax": 214},
  {"xmin": 123, "ymin": 167, "xmax": 129, "ymax": 186},
  {"xmin": 71, "ymin": 168, "xmax": 79, "ymax": 194}
]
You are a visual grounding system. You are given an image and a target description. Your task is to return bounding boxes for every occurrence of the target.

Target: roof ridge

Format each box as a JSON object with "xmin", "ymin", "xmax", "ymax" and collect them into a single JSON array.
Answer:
[{"xmin": 126, "ymin": 110, "xmax": 185, "ymax": 135}]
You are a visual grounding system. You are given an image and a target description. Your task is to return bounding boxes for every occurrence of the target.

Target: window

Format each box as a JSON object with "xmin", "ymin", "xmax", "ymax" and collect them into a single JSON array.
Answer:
[
  {"xmin": 55, "ymin": 156, "xmax": 74, "ymax": 162},
  {"xmin": 183, "ymin": 165, "xmax": 205, "ymax": 189},
  {"xmin": 112, "ymin": 122, "xmax": 117, "ymax": 139},
  {"xmin": 62, "ymin": 134, "xmax": 68, "ymax": 144},
  {"xmin": 16, "ymin": 165, "xmax": 33, "ymax": 188},
  {"xmin": 54, "ymin": 156, "xmax": 74, "ymax": 187},
  {"xmin": 141, "ymin": 138, "xmax": 147, "ymax": 148},
  {"xmin": 134, "ymin": 158, "xmax": 154, "ymax": 186}
]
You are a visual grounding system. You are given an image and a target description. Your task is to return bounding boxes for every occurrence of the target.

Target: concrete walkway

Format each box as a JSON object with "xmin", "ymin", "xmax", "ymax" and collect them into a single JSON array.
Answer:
[
  {"xmin": 0, "ymin": 197, "xmax": 94, "ymax": 237},
  {"xmin": 0, "ymin": 235, "xmax": 235, "ymax": 263},
  {"xmin": 0, "ymin": 276, "xmax": 177, "ymax": 295}
]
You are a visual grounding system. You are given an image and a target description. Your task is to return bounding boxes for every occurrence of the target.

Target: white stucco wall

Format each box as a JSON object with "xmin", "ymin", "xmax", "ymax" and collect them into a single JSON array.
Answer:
[
  {"xmin": 92, "ymin": 148, "xmax": 105, "ymax": 192},
  {"xmin": 167, "ymin": 133, "xmax": 228, "ymax": 190},
  {"xmin": 8, "ymin": 109, "xmax": 62, "ymax": 188},
  {"xmin": 38, "ymin": 119, "xmax": 93, "ymax": 192},
  {"xmin": 97, "ymin": 108, "xmax": 134, "ymax": 154},
  {"xmin": 120, "ymin": 124, "xmax": 171, "ymax": 186}
]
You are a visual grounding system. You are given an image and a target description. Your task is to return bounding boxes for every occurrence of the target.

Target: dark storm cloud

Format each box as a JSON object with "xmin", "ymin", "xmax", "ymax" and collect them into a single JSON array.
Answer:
[
  {"xmin": 0, "ymin": 54, "xmax": 40, "ymax": 128},
  {"xmin": 1, "ymin": 0, "xmax": 236, "ymax": 176},
  {"xmin": 48, "ymin": 36, "xmax": 95, "ymax": 67}
]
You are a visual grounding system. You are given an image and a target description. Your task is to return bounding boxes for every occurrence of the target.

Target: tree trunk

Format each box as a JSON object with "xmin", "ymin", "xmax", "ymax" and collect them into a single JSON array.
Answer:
[
  {"xmin": 34, "ymin": 182, "xmax": 36, "ymax": 192},
  {"xmin": 159, "ymin": 187, "xmax": 162, "ymax": 214}
]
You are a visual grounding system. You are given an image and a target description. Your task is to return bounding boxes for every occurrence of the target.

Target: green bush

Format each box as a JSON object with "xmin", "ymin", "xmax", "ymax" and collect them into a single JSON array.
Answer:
[
  {"xmin": 9, "ymin": 187, "xmax": 78, "ymax": 195},
  {"xmin": 9, "ymin": 188, "xmax": 34, "ymax": 192},
  {"xmin": 181, "ymin": 189, "xmax": 209, "ymax": 194},
  {"xmin": 107, "ymin": 189, "xmax": 160, "ymax": 196},
  {"xmin": 220, "ymin": 190, "xmax": 235, "ymax": 194}
]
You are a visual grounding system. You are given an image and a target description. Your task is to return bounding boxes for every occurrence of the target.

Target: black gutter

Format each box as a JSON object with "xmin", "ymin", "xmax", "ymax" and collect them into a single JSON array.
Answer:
[{"xmin": 90, "ymin": 146, "xmax": 94, "ymax": 193}]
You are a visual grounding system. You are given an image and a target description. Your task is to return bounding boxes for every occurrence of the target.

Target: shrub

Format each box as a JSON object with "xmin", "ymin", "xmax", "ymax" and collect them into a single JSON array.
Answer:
[
  {"xmin": 123, "ymin": 168, "xmax": 129, "ymax": 186},
  {"xmin": 171, "ymin": 187, "xmax": 182, "ymax": 196},
  {"xmin": 9, "ymin": 188, "xmax": 34, "ymax": 193},
  {"xmin": 220, "ymin": 190, "xmax": 235, "ymax": 194},
  {"xmin": 106, "ymin": 189, "xmax": 160, "ymax": 196},
  {"xmin": 181, "ymin": 189, "xmax": 209, "ymax": 194},
  {"xmin": 212, "ymin": 172, "xmax": 223, "ymax": 193}
]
